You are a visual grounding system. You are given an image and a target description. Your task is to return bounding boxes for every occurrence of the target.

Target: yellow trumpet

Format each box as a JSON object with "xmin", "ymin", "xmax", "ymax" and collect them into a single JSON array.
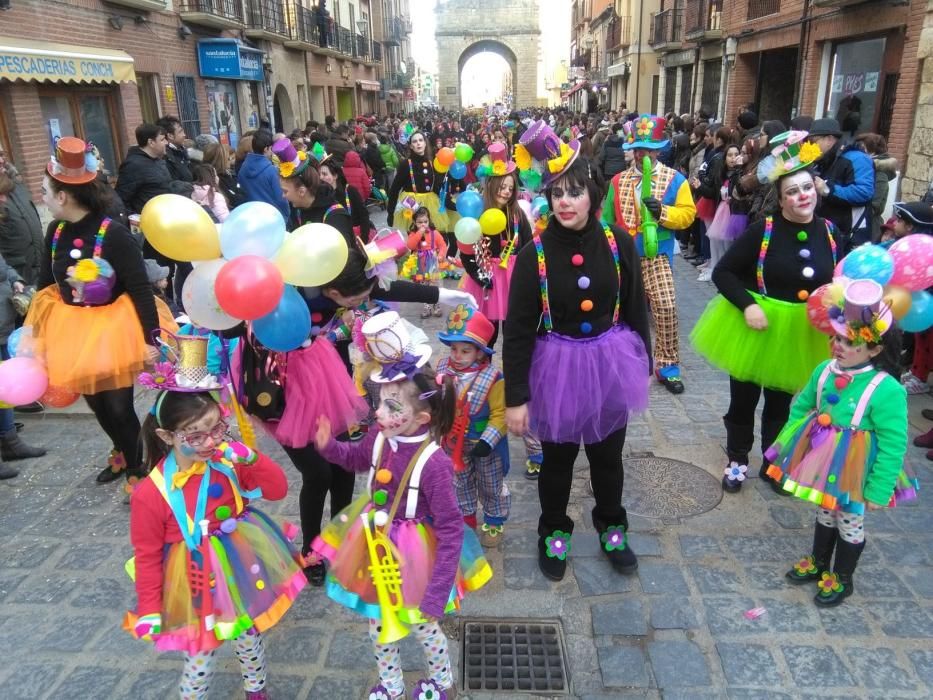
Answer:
[
  {"xmin": 499, "ymin": 232, "xmax": 520, "ymax": 269},
  {"xmin": 361, "ymin": 512, "xmax": 408, "ymax": 644}
]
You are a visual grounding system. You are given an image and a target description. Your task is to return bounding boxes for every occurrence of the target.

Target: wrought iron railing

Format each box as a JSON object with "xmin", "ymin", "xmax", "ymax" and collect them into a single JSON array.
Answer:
[
  {"xmin": 747, "ymin": 0, "xmax": 780, "ymax": 20},
  {"xmin": 177, "ymin": 0, "xmax": 245, "ymax": 23},
  {"xmin": 685, "ymin": 0, "xmax": 722, "ymax": 37},
  {"xmin": 246, "ymin": 0, "xmax": 287, "ymax": 35}
]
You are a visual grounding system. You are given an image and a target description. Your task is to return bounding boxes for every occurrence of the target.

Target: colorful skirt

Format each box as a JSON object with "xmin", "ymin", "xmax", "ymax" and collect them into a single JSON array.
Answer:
[
  {"xmin": 398, "ymin": 191, "xmax": 449, "ymax": 232},
  {"xmin": 124, "ymin": 507, "xmax": 306, "ymax": 654},
  {"xmin": 460, "ymin": 255, "xmax": 515, "ymax": 321},
  {"xmin": 528, "ymin": 325, "xmax": 649, "ymax": 444},
  {"xmin": 400, "ymin": 250, "xmax": 442, "ymax": 282},
  {"xmin": 707, "ymin": 200, "xmax": 747, "ymax": 242},
  {"xmin": 311, "ymin": 494, "xmax": 492, "ymax": 629},
  {"xmin": 25, "ymin": 287, "xmax": 177, "ymax": 394},
  {"xmin": 273, "ymin": 339, "xmax": 369, "ymax": 448},
  {"xmin": 691, "ymin": 292, "xmax": 831, "ymax": 394},
  {"xmin": 764, "ymin": 413, "xmax": 919, "ymax": 513}
]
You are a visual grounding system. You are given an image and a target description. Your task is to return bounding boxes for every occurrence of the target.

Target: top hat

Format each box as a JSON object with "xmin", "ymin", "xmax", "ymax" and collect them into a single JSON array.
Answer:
[
  {"xmin": 47, "ymin": 136, "xmax": 99, "ymax": 185},
  {"xmin": 362, "ymin": 228, "xmax": 409, "ymax": 269},
  {"xmin": 828, "ymin": 279, "xmax": 893, "ymax": 345},
  {"xmin": 519, "ymin": 120, "xmax": 565, "ymax": 162},
  {"xmin": 486, "ymin": 142, "xmax": 516, "ymax": 176},
  {"xmin": 438, "ymin": 305, "xmax": 495, "ymax": 355},
  {"xmin": 620, "ymin": 120, "xmax": 635, "ymax": 147},
  {"xmin": 362, "ymin": 311, "xmax": 433, "ymax": 383},
  {"xmin": 139, "ymin": 332, "xmax": 225, "ymax": 392},
  {"xmin": 767, "ymin": 131, "xmax": 821, "ymax": 182},
  {"xmin": 623, "ymin": 115, "xmax": 670, "ymax": 151},
  {"xmin": 272, "ymin": 137, "xmax": 312, "ymax": 178}
]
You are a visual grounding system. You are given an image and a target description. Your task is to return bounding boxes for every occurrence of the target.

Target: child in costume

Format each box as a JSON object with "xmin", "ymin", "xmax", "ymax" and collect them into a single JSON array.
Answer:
[
  {"xmin": 766, "ymin": 279, "xmax": 917, "ymax": 606},
  {"xmin": 402, "ymin": 205, "xmax": 448, "ymax": 318},
  {"xmin": 312, "ymin": 311, "xmax": 492, "ymax": 700},
  {"xmin": 126, "ymin": 358, "xmax": 305, "ymax": 699},
  {"xmin": 436, "ymin": 305, "xmax": 511, "ymax": 548}
]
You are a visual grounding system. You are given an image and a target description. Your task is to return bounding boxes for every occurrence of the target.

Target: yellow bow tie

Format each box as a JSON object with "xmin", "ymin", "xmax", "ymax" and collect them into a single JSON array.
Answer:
[{"xmin": 171, "ymin": 461, "xmax": 207, "ymax": 490}]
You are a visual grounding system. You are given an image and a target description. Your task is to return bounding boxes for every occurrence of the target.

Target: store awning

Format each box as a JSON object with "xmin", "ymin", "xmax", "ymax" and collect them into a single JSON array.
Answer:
[
  {"xmin": 357, "ymin": 79, "xmax": 381, "ymax": 92},
  {"xmin": 0, "ymin": 36, "xmax": 135, "ymax": 84},
  {"xmin": 561, "ymin": 81, "xmax": 588, "ymax": 99}
]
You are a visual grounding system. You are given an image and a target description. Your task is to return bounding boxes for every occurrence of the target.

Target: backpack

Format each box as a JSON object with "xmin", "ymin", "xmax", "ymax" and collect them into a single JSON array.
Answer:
[{"xmin": 239, "ymin": 337, "xmax": 286, "ymax": 422}]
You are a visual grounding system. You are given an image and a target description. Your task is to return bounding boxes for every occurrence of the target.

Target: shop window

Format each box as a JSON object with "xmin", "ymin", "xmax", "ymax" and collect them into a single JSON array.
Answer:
[
  {"xmin": 38, "ymin": 88, "xmax": 120, "ymax": 175},
  {"xmin": 664, "ymin": 67, "xmax": 676, "ymax": 113},
  {"xmin": 205, "ymin": 79, "xmax": 241, "ymax": 148},
  {"xmin": 174, "ymin": 75, "xmax": 202, "ymax": 139},
  {"xmin": 824, "ymin": 37, "xmax": 886, "ymax": 138},
  {"xmin": 137, "ymin": 73, "xmax": 161, "ymax": 124}
]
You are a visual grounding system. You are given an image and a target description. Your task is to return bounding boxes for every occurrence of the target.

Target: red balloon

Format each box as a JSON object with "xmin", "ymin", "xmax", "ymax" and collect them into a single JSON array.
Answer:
[
  {"xmin": 437, "ymin": 147, "xmax": 455, "ymax": 167},
  {"xmin": 806, "ymin": 283, "xmax": 835, "ymax": 334},
  {"xmin": 41, "ymin": 385, "xmax": 80, "ymax": 408},
  {"xmin": 214, "ymin": 255, "xmax": 284, "ymax": 320}
]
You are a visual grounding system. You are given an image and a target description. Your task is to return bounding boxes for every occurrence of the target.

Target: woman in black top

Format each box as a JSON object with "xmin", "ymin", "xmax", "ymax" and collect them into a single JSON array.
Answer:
[
  {"xmin": 318, "ymin": 157, "xmax": 374, "ymax": 240},
  {"xmin": 504, "ymin": 156, "xmax": 651, "ymax": 582},
  {"xmin": 386, "ymin": 131, "xmax": 447, "ymax": 231},
  {"xmin": 693, "ymin": 158, "xmax": 836, "ymax": 495},
  {"xmin": 278, "ymin": 160, "xmax": 355, "ymax": 245},
  {"xmin": 29, "ymin": 136, "xmax": 175, "ymax": 490}
]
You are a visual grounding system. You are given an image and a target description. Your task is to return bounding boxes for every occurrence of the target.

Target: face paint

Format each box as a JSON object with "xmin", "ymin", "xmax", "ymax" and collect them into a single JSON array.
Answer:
[
  {"xmin": 178, "ymin": 442, "xmax": 199, "ymax": 457},
  {"xmin": 375, "ymin": 383, "xmax": 421, "ymax": 438}
]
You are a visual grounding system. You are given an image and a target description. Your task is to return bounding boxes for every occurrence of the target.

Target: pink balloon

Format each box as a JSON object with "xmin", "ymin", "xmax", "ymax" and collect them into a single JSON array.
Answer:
[
  {"xmin": 888, "ymin": 234, "xmax": 933, "ymax": 291},
  {"xmin": 215, "ymin": 255, "xmax": 284, "ymax": 320},
  {"xmin": 0, "ymin": 357, "xmax": 48, "ymax": 405}
]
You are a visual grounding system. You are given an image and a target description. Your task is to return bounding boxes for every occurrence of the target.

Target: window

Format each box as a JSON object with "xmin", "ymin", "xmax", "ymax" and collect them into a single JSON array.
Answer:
[
  {"xmin": 823, "ymin": 37, "xmax": 886, "ymax": 138},
  {"xmin": 174, "ymin": 75, "xmax": 202, "ymax": 139},
  {"xmin": 700, "ymin": 58, "xmax": 721, "ymax": 115},
  {"xmin": 38, "ymin": 88, "xmax": 120, "ymax": 173},
  {"xmin": 137, "ymin": 73, "xmax": 161, "ymax": 124}
]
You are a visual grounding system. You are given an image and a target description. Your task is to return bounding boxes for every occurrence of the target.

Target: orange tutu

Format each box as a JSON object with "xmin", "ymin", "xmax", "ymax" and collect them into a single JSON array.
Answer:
[{"xmin": 25, "ymin": 286, "xmax": 177, "ymax": 394}]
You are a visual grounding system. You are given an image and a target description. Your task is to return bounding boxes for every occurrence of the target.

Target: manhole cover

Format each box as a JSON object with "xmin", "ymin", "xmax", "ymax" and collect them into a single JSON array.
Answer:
[
  {"xmin": 459, "ymin": 618, "xmax": 570, "ymax": 695},
  {"xmin": 623, "ymin": 456, "xmax": 722, "ymax": 519}
]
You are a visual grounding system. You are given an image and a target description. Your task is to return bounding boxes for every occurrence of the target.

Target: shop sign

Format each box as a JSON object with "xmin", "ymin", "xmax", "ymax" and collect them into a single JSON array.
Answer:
[
  {"xmin": 0, "ymin": 36, "xmax": 135, "ymax": 84},
  {"xmin": 197, "ymin": 39, "xmax": 264, "ymax": 82}
]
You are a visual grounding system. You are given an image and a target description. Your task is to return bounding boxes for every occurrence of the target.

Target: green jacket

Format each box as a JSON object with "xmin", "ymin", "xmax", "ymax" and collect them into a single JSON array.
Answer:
[
  {"xmin": 789, "ymin": 360, "xmax": 908, "ymax": 506},
  {"xmin": 378, "ymin": 143, "xmax": 399, "ymax": 170}
]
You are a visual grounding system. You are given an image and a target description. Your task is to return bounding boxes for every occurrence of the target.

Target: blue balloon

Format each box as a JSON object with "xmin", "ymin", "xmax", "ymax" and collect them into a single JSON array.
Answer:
[
  {"xmin": 449, "ymin": 160, "xmax": 467, "ymax": 180},
  {"xmin": 901, "ymin": 290, "xmax": 933, "ymax": 332},
  {"xmin": 7, "ymin": 327, "xmax": 23, "ymax": 357},
  {"xmin": 252, "ymin": 286, "xmax": 312, "ymax": 352},
  {"xmin": 842, "ymin": 244, "xmax": 894, "ymax": 285},
  {"xmin": 220, "ymin": 201, "xmax": 287, "ymax": 260},
  {"xmin": 456, "ymin": 190, "xmax": 483, "ymax": 219},
  {"xmin": 532, "ymin": 196, "xmax": 550, "ymax": 217}
]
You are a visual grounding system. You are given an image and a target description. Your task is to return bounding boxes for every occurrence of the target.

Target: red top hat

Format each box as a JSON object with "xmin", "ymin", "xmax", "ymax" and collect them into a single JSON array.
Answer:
[{"xmin": 47, "ymin": 136, "xmax": 98, "ymax": 185}]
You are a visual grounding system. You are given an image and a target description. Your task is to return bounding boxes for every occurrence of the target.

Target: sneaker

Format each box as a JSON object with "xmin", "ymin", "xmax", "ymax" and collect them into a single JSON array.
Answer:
[
  {"xmin": 697, "ymin": 269, "xmax": 712, "ymax": 282},
  {"xmin": 421, "ymin": 304, "xmax": 432, "ymax": 319},
  {"xmin": 524, "ymin": 459, "xmax": 541, "ymax": 480},
  {"xmin": 656, "ymin": 366, "xmax": 685, "ymax": 395},
  {"xmin": 14, "ymin": 401, "xmax": 44, "ymax": 414},
  {"xmin": 697, "ymin": 261, "xmax": 710, "ymax": 270},
  {"xmin": 432, "ymin": 304, "xmax": 443, "ymax": 317},
  {"xmin": 902, "ymin": 373, "xmax": 930, "ymax": 395},
  {"xmin": 479, "ymin": 523, "xmax": 504, "ymax": 548}
]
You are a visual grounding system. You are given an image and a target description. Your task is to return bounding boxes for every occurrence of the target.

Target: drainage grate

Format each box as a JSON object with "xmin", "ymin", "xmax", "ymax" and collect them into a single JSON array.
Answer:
[{"xmin": 459, "ymin": 618, "xmax": 570, "ymax": 694}]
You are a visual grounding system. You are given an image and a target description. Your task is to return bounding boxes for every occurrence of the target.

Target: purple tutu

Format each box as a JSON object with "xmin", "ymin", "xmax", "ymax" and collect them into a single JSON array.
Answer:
[
  {"xmin": 528, "ymin": 325, "xmax": 649, "ymax": 443},
  {"xmin": 707, "ymin": 200, "xmax": 748, "ymax": 242}
]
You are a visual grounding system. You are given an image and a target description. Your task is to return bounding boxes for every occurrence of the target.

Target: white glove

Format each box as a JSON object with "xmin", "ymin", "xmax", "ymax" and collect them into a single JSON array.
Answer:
[{"xmin": 437, "ymin": 288, "xmax": 478, "ymax": 309}]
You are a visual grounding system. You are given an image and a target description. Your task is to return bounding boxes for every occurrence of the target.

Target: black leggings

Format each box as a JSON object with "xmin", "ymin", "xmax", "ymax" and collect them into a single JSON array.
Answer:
[
  {"xmin": 83, "ymin": 387, "xmax": 142, "ymax": 471},
  {"xmin": 282, "ymin": 442, "xmax": 356, "ymax": 555},
  {"xmin": 725, "ymin": 376, "xmax": 794, "ymax": 447},
  {"xmin": 538, "ymin": 426, "xmax": 628, "ymax": 536}
]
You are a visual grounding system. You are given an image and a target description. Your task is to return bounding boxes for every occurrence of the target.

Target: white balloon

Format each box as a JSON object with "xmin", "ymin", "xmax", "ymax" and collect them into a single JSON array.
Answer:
[{"xmin": 181, "ymin": 258, "xmax": 240, "ymax": 330}]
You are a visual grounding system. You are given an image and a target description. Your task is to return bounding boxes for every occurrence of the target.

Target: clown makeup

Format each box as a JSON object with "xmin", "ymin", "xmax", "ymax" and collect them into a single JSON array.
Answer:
[
  {"xmin": 410, "ymin": 133, "xmax": 427, "ymax": 156},
  {"xmin": 551, "ymin": 181, "xmax": 591, "ymax": 231},
  {"xmin": 779, "ymin": 170, "xmax": 817, "ymax": 224},
  {"xmin": 375, "ymin": 382, "xmax": 429, "ymax": 438},
  {"xmin": 156, "ymin": 404, "xmax": 226, "ymax": 466},
  {"xmin": 832, "ymin": 334, "xmax": 882, "ymax": 369},
  {"xmin": 448, "ymin": 341, "xmax": 484, "ymax": 370}
]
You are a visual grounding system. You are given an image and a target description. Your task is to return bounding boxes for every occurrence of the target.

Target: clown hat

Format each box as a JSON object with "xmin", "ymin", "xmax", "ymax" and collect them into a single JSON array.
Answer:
[
  {"xmin": 362, "ymin": 228, "xmax": 408, "ymax": 269},
  {"xmin": 767, "ymin": 131, "xmax": 821, "ymax": 182},
  {"xmin": 48, "ymin": 136, "xmax": 99, "ymax": 185},
  {"xmin": 620, "ymin": 120, "xmax": 635, "ymax": 147},
  {"xmin": 363, "ymin": 311, "xmax": 433, "ymax": 383},
  {"xmin": 828, "ymin": 279, "xmax": 893, "ymax": 345},
  {"xmin": 519, "ymin": 119, "xmax": 580, "ymax": 186},
  {"xmin": 438, "ymin": 305, "xmax": 495, "ymax": 355},
  {"xmin": 272, "ymin": 137, "xmax": 312, "ymax": 178},
  {"xmin": 139, "ymin": 332, "xmax": 224, "ymax": 392},
  {"xmin": 486, "ymin": 142, "xmax": 516, "ymax": 175},
  {"xmin": 623, "ymin": 115, "xmax": 669, "ymax": 151}
]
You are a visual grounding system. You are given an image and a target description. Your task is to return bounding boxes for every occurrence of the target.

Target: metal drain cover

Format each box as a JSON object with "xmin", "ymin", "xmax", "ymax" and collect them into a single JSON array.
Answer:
[
  {"xmin": 623, "ymin": 456, "xmax": 722, "ymax": 519},
  {"xmin": 459, "ymin": 618, "xmax": 570, "ymax": 694}
]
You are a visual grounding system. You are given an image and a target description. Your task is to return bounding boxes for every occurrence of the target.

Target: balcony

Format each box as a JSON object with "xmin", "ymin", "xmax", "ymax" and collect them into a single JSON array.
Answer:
[
  {"xmin": 648, "ymin": 8, "xmax": 684, "ymax": 51},
  {"xmin": 386, "ymin": 72, "xmax": 411, "ymax": 90},
  {"xmin": 285, "ymin": 1, "xmax": 320, "ymax": 50},
  {"xmin": 812, "ymin": 0, "xmax": 864, "ymax": 7},
  {"xmin": 372, "ymin": 41, "xmax": 382, "ymax": 62},
  {"xmin": 571, "ymin": 48, "xmax": 592, "ymax": 69},
  {"xmin": 245, "ymin": 0, "xmax": 288, "ymax": 40},
  {"xmin": 177, "ymin": 0, "xmax": 245, "ymax": 30},
  {"xmin": 606, "ymin": 15, "xmax": 631, "ymax": 51},
  {"xmin": 685, "ymin": 0, "xmax": 722, "ymax": 41},
  {"xmin": 747, "ymin": 0, "xmax": 780, "ymax": 20},
  {"xmin": 382, "ymin": 16, "xmax": 406, "ymax": 46},
  {"xmin": 106, "ymin": 0, "xmax": 168, "ymax": 11}
]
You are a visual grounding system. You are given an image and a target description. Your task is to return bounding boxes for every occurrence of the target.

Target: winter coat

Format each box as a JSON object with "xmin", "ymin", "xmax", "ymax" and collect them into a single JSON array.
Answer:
[
  {"xmin": 0, "ymin": 251, "xmax": 23, "ymax": 342},
  {"xmin": 601, "ymin": 133, "xmax": 628, "ymax": 180},
  {"xmin": 0, "ymin": 179, "xmax": 43, "ymax": 286},
  {"xmin": 868, "ymin": 153, "xmax": 898, "ymax": 243},
  {"xmin": 343, "ymin": 151, "xmax": 372, "ymax": 201},
  {"xmin": 164, "ymin": 144, "xmax": 193, "ymax": 183},
  {"xmin": 324, "ymin": 136, "xmax": 353, "ymax": 162},
  {"xmin": 695, "ymin": 147, "xmax": 726, "ymax": 202},
  {"xmin": 688, "ymin": 141, "xmax": 706, "ymax": 182},
  {"xmin": 192, "ymin": 184, "xmax": 230, "ymax": 222},
  {"xmin": 379, "ymin": 143, "xmax": 400, "ymax": 170},
  {"xmin": 116, "ymin": 147, "xmax": 177, "ymax": 216},
  {"xmin": 237, "ymin": 152, "xmax": 289, "ymax": 221},
  {"xmin": 671, "ymin": 132, "xmax": 691, "ymax": 176},
  {"xmin": 813, "ymin": 142, "xmax": 875, "ymax": 241},
  {"xmin": 363, "ymin": 143, "xmax": 385, "ymax": 175}
]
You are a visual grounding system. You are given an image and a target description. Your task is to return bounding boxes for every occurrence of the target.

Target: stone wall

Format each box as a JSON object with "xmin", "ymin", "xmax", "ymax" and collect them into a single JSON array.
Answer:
[
  {"xmin": 435, "ymin": 0, "xmax": 541, "ymax": 109},
  {"xmin": 901, "ymin": 0, "xmax": 933, "ymax": 200}
]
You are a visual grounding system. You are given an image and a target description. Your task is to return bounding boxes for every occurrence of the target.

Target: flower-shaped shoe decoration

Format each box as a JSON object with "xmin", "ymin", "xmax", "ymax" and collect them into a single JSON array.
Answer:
[
  {"xmin": 601, "ymin": 525, "xmax": 628, "ymax": 552},
  {"xmin": 411, "ymin": 679, "xmax": 447, "ymax": 700},
  {"xmin": 817, "ymin": 571, "xmax": 844, "ymax": 596},
  {"xmin": 723, "ymin": 462, "xmax": 748, "ymax": 483},
  {"xmin": 545, "ymin": 530, "xmax": 572, "ymax": 560}
]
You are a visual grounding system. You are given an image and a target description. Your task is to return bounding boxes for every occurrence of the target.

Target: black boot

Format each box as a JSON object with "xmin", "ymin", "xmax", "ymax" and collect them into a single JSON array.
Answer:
[
  {"xmin": 786, "ymin": 522, "xmax": 837, "ymax": 584},
  {"xmin": 814, "ymin": 538, "xmax": 864, "ymax": 607},
  {"xmin": 760, "ymin": 420, "xmax": 791, "ymax": 495},
  {"xmin": 538, "ymin": 530, "xmax": 571, "ymax": 581},
  {"xmin": 0, "ymin": 460, "xmax": 18, "ymax": 479},
  {"xmin": 0, "ymin": 429, "xmax": 46, "ymax": 461},
  {"xmin": 721, "ymin": 418, "xmax": 754, "ymax": 493},
  {"xmin": 592, "ymin": 508, "xmax": 638, "ymax": 574}
]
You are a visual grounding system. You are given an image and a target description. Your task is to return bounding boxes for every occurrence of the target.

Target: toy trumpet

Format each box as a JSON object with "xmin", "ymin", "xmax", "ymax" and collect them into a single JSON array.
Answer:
[
  {"xmin": 499, "ymin": 232, "xmax": 519, "ymax": 269},
  {"xmin": 641, "ymin": 155, "xmax": 659, "ymax": 259},
  {"xmin": 361, "ymin": 512, "xmax": 408, "ymax": 644}
]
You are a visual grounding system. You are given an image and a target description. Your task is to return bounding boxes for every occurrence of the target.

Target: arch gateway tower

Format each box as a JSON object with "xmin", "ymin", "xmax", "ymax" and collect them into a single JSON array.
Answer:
[{"xmin": 435, "ymin": 0, "xmax": 541, "ymax": 110}]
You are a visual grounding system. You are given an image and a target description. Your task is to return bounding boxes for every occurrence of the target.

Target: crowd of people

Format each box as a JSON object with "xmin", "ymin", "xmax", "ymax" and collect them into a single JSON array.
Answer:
[{"xmin": 0, "ymin": 99, "xmax": 927, "ymax": 699}]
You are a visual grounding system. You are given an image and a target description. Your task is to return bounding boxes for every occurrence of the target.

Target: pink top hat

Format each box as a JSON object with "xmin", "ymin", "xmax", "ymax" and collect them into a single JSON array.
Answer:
[
  {"xmin": 486, "ymin": 142, "xmax": 516, "ymax": 175},
  {"xmin": 829, "ymin": 279, "xmax": 893, "ymax": 344}
]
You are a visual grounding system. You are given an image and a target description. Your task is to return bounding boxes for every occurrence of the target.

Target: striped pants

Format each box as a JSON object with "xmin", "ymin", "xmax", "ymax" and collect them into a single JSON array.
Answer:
[
  {"xmin": 641, "ymin": 255, "xmax": 680, "ymax": 368},
  {"xmin": 455, "ymin": 443, "xmax": 511, "ymax": 526}
]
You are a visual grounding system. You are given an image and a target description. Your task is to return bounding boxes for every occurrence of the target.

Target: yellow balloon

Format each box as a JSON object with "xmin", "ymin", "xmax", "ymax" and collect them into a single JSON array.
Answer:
[
  {"xmin": 139, "ymin": 194, "xmax": 220, "ymax": 262},
  {"xmin": 479, "ymin": 208, "xmax": 507, "ymax": 236},
  {"xmin": 433, "ymin": 156, "xmax": 449, "ymax": 174},
  {"xmin": 275, "ymin": 223, "xmax": 349, "ymax": 287},
  {"xmin": 883, "ymin": 284, "xmax": 913, "ymax": 320}
]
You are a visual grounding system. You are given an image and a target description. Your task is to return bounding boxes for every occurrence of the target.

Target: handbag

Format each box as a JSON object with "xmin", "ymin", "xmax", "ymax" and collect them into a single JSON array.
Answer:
[{"xmin": 239, "ymin": 336, "xmax": 286, "ymax": 422}]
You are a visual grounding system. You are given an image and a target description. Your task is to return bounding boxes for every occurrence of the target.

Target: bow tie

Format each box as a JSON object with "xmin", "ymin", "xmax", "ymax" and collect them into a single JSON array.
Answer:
[{"xmin": 171, "ymin": 461, "xmax": 207, "ymax": 490}]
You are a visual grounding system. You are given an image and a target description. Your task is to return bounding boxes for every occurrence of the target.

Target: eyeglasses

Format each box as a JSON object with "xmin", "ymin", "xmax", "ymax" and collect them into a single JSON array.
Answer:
[
  {"xmin": 551, "ymin": 186, "xmax": 586, "ymax": 200},
  {"xmin": 175, "ymin": 420, "xmax": 228, "ymax": 448}
]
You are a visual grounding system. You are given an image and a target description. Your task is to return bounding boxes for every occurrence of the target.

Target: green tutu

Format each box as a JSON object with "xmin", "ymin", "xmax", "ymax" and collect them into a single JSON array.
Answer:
[{"xmin": 690, "ymin": 292, "xmax": 830, "ymax": 394}]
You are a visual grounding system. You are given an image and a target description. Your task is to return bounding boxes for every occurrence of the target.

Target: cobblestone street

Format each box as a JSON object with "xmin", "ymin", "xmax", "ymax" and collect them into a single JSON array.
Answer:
[{"xmin": 2, "ymin": 216, "xmax": 933, "ymax": 698}]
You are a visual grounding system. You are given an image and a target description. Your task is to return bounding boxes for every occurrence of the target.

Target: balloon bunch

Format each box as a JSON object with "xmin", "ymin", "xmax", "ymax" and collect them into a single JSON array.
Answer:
[
  {"xmin": 433, "ymin": 143, "xmax": 472, "ymax": 180},
  {"xmin": 141, "ymin": 195, "xmax": 349, "ymax": 352},
  {"xmin": 1, "ymin": 326, "xmax": 77, "ymax": 407},
  {"xmin": 807, "ymin": 235, "xmax": 933, "ymax": 335}
]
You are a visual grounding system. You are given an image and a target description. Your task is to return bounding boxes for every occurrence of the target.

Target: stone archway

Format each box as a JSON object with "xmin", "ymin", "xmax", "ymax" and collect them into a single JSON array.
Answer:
[
  {"xmin": 435, "ymin": 0, "xmax": 540, "ymax": 110},
  {"xmin": 273, "ymin": 83, "xmax": 294, "ymax": 133}
]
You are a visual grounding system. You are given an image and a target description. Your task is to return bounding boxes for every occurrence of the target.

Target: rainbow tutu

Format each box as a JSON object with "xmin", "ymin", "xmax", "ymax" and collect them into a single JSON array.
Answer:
[
  {"xmin": 124, "ymin": 507, "xmax": 305, "ymax": 654},
  {"xmin": 764, "ymin": 412, "xmax": 919, "ymax": 514},
  {"xmin": 311, "ymin": 494, "xmax": 492, "ymax": 627}
]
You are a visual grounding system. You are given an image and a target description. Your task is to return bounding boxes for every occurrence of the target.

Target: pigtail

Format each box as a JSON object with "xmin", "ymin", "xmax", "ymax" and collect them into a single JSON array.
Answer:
[
  {"xmin": 411, "ymin": 367, "xmax": 457, "ymax": 440},
  {"xmin": 140, "ymin": 407, "xmax": 170, "ymax": 471},
  {"xmin": 871, "ymin": 327, "xmax": 904, "ymax": 379}
]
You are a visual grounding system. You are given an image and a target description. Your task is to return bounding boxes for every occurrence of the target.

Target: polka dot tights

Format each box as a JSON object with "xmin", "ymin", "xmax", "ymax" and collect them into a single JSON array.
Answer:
[
  {"xmin": 816, "ymin": 508, "xmax": 865, "ymax": 544},
  {"xmin": 369, "ymin": 618, "xmax": 452, "ymax": 698},
  {"xmin": 179, "ymin": 629, "xmax": 267, "ymax": 699}
]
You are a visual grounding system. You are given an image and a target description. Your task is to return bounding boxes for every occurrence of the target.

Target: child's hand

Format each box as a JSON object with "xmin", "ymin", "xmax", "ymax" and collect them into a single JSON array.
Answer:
[
  {"xmin": 314, "ymin": 416, "xmax": 332, "ymax": 451},
  {"xmin": 215, "ymin": 441, "xmax": 257, "ymax": 465},
  {"xmin": 134, "ymin": 613, "xmax": 161, "ymax": 641}
]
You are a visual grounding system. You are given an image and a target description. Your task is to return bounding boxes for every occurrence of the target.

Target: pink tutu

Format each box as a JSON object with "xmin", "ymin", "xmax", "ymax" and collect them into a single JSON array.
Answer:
[
  {"xmin": 708, "ymin": 200, "xmax": 748, "ymax": 242},
  {"xmin": 273, "ymin": 340, "xmax": 369, "ymax": 448},
  {"xmin": 460, "ymin": 255, "xmax": 515, "ymax": 321}
]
